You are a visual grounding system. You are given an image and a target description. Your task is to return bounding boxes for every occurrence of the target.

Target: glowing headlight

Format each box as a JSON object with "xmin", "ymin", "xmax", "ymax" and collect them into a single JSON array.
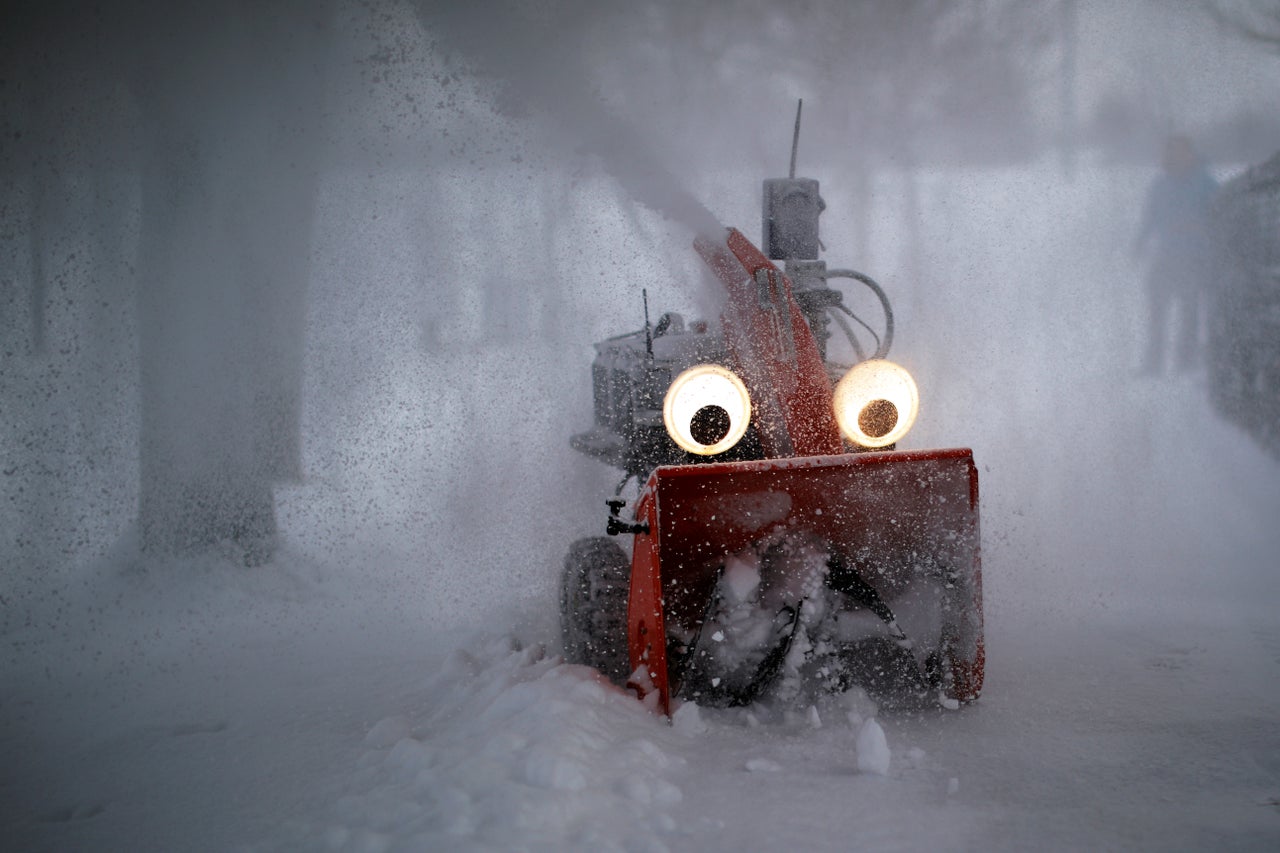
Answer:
[
  {"xmin": 832, "ymin": 359, "xmax": 919, "ymax": 449},
  {"xmin": 663, "ymin": 364, "xmax": 752, "ymax": 455}
]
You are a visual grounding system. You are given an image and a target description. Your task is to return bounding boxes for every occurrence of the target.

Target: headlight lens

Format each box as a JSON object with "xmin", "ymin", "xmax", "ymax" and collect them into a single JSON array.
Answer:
[
  {"xmin": 832, "ymin": 359, "xmax": 919, "ymax": 448},
  {"xmin": 663, "ymin": 364, "xmax": 752, "ymax": 455}
]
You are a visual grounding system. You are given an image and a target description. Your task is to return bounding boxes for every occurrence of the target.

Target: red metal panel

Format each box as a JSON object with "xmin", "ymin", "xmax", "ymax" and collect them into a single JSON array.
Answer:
[
  {"xmin": 625, "ymin": 484, "xmax": 671, "ymax": 715},
  {"xmin": 951, "ymin": 458, "xmax": 985, "ymax": 701},
  {"xmin": 626, "ymin": 448, "xmax": 983, "ymax": 713}
]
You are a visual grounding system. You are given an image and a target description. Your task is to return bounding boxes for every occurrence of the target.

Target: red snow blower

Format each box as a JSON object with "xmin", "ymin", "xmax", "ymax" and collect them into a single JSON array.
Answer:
[{"xmin": 561, "ymin": 105, "xmax": 983, "ymax": 716}]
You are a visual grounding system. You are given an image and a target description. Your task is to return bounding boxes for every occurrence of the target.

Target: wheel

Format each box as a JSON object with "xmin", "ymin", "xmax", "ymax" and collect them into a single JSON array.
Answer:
[{"xmin": 559, "ymin": 537, "xmax": 631, "ymax": 685}]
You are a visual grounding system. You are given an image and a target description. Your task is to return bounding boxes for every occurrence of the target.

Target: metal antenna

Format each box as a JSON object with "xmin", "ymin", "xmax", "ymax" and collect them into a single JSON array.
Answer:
[
  {"xmin": 642, "ymin": 288, "xmax": 654, "ymax": 358},
  {"xmin": 788, "ymin": 99, "xmax": 803, "ymax": 179}
]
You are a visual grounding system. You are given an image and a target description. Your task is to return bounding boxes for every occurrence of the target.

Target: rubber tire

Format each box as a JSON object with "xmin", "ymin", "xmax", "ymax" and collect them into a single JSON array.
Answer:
[{"xmin": 559, "ymin": 537, "xmax": 631, "ymax": 685}]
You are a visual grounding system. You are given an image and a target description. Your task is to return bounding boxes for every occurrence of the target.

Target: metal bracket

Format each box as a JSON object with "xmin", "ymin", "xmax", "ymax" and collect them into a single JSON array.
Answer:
[{"xmin": 606, "ymin": 499, "xmax": 649, "ymax": 536}]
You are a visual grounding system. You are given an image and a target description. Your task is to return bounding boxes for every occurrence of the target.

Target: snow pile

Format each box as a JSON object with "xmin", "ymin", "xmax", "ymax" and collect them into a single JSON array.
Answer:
[
  {"xmin": 265, "ymin": 626, "xmax": 913, "ymax": 852},
  {"xmin": 855, "ymin": 718, "xmax": 891, "ymax": 776},
  {"xmin": 298, "ymin": 636, "xmax": 689, "ymax": 852}
]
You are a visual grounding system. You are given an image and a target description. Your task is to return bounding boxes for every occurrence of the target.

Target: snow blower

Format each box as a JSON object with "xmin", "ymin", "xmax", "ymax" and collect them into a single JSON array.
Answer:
[{"xmin": 561, "ymin": 105, "xmax": 983, "ymax": 715}]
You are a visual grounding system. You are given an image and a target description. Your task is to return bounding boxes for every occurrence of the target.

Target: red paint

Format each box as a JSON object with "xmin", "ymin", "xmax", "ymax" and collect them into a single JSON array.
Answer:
[
  {"xmin": 626, "ymin": 448, "xmax": 984, "ymax": 713},
  {"xmin": 694, "ymin": 229, "xmax": 843, "ymax": 459}
]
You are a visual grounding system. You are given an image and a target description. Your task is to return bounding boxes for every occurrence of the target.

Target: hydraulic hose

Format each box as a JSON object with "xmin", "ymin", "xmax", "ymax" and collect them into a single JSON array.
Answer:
[{"xmin": 823, "ymin": 269, "xmax": 894, "ymax": 359}]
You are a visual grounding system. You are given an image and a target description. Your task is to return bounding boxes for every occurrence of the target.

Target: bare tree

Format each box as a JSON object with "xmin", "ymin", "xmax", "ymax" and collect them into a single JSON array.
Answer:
[
  {"xmin": 3, "ymin": 1, "xmax": 331, "ymax": 570},
  {"xmin": 127, "ymin": 1, "xmax": 329, "ymax": 563},
  {"xmin": 1, "ymin": 2, "xmax": 142, "ymax": 592}
]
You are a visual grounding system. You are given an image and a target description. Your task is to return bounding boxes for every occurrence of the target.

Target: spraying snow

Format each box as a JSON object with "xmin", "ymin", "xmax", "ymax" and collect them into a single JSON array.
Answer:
[{"xmin": 4, "ymin": 2, "xmax": 1280, "ymax": 851}]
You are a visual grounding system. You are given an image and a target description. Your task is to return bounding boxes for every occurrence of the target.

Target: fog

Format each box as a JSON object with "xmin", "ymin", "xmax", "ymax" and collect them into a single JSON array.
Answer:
[{"xmin": 3, "ymin": 1, "xmax": 1280, "ymax": 848}]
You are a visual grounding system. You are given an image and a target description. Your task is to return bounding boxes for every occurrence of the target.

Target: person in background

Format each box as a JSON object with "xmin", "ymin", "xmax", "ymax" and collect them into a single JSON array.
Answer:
[{"xmin": 1132, "ymin": 134, "xmax": 1219, "ymax": 375}]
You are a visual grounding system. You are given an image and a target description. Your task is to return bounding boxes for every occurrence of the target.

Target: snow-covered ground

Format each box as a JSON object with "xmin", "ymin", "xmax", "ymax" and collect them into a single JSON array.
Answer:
[
  {"xmin": 3, "ymin": 548, "xmax": 1278, "ymax": 851},
  {"xmin": 5, "ymin": 160, "xmax": 1280, "ymax": 851}
]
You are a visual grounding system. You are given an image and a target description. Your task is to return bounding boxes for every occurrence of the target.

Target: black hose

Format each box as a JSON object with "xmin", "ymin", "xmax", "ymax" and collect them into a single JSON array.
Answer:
[
  {"xmin": 829, "ymin": 300, "xmax": 880, "ymax": 356},
  {"xmin": 822, "ymin": 269, "xmax": 894, "ymax": 359},
  {"xmin": 827, "ymin": 308, "xmax": 867, "ymax": 363}
]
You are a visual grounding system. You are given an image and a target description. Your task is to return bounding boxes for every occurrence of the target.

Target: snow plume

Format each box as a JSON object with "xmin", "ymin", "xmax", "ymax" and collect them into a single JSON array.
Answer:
[{"xmin": 418, "ymin": 0, "xmax": 726, "ymax": 241}]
